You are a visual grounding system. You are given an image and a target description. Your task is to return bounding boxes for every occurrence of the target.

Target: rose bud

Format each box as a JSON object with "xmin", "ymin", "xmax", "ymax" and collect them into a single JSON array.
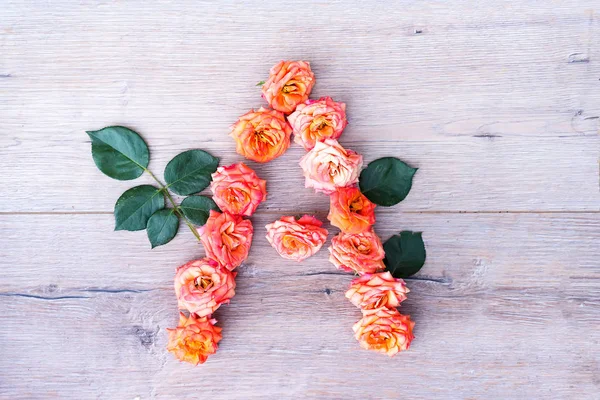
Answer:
[
  {"xmin": 230, "ymin": 107, "xmax": 292, "ymax": 163},
  {"xmin": 265, "ymin": 215, "xmax": 328, "ymax": 261},
  {"xmin": 328, "ymin": 187, "xmax": 376, "ymax": 234},
  {"xmin": 299, "ymin": 139, "xmax": 362, "ymax": 194},
  {"xmin": 210, "ymin": 162, "xmax": 267, "ymax": 217},
  {"xmin": 328, "ymin": 230, "xmax": 385, "ymax": 274},
  {"xmin": 166, "ymin": 312, "xmax": 223, "ymax": 365},
  {"xmin": 261, "ymin": 60, "xmax": 315, "ymax": 113},
  {"xmin": 198, "ymin": 210, "xmax": 253, "ymax": 271},
  {"xmin": 174, "ymin": 258, "xmax": 236, "ymax": 317},
  {"xmin": 352, "ymin": 308, "xmax": 415, "ymax": 357},
  {"xmin": 288, "ymin": 97, "xmax": 347, "ymax": 151}
]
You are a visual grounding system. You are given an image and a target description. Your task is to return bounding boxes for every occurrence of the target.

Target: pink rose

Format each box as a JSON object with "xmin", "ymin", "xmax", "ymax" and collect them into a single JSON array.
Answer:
[
  {"xmin": 230, "ymin": 107, "xmax": 292, "ymax": 163},
  {"xmin": 327, "ymin": 187, "xmax": 376, "ymax": 234},
  {"xmin": 288, "ymin": 97, "xmax": 347, "ymax": 150},
  {"xmin": 262, "ymin": 60, "xmax": 315, "ymax": 113},
  {"xmin": 166, "ymin": 313, "xmax": 222, "ymax": 365},
  {"xmin": 174, "ymin": 258, "xmax": 237, "ymax": 317},
  {"xmin": 299, "ymin": 139, "xmax": 363, "ymax": 194},
  {"xmin": 345, "ymin": 272, "xmax": 409, "ymax": 310},
  {"xmin": 198, "ymin": 210, "xmax": 254, "ymax": 271},
  {"xmin": 328, "ymin": 229, "xmax": 385, "ymax": 274},
  {"xmin": 210, "ymin": 162, "xmax": 267, "ymax": 217},
  {"xmin": 353, "ymin": 308, "xmax": 415, "ymax": 356},
  {"xmin": 265, "ymin": 215, "xmax": 328, "ymax": 261}
]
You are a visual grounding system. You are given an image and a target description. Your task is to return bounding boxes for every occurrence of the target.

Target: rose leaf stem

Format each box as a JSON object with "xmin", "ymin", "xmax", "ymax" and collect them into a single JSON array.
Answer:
[{"xmin": 144, "ymin": 168, "xmax": 202, "ymax": 242}]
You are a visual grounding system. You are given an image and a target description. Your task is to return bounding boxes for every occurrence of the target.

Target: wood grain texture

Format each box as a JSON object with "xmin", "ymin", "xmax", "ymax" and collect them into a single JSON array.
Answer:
[
  {"xmin": 2, "ymin": 1, "xmax": 600, "ymax": 213},
  {"xmin": 1, "ymin": 137, "xmax": 600, "ymax": 213},
  {"xmin": 1, "ymin": 213, "xmax": 599, "ymax": 400},
  {"xmin": 1, "ymin": 1, "xmax": 599, "ymax": 399}
]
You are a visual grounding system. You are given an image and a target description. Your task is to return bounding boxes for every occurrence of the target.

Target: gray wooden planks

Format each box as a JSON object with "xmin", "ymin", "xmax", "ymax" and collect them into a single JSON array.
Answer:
[
  {"xmin": 1, "ymin": 213, "xmax": 599, "ymax": 398},
  {"xmin": 1, "ymin": 137, "xmax": 600, "ymax": 213},
  {"xmin": 1, "ymin": 0, "xmax": 599, "ymax": 399}
]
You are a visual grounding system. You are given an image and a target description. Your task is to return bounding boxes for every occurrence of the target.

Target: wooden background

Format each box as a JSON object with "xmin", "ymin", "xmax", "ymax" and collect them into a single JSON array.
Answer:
[{"xmin": 1, "ymin": 1, "xmax": 599, "ymax": 399}]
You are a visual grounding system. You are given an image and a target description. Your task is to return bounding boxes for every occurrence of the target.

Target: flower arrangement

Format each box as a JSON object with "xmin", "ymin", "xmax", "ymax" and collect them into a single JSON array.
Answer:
[{"xmin": 86, "ymin": 60, "xmax": 426, "ymax": 365}]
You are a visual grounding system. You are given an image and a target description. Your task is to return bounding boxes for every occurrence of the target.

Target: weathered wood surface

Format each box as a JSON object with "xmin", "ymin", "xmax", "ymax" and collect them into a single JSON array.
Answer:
[{"xmin": 1, "ymin": 1, "xmax": 599, "ymax": 399}]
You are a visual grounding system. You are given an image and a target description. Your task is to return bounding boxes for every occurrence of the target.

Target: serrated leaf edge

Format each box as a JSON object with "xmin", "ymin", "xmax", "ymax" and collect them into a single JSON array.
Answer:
[
  {"xmin": 180, "ymin": 195, "xmax": 218, "ymax": 226},
  {"xmin": 383, "ymin": 231, "xmax": 426, "ymax": 278},
  {"xmin": 114, "ymin": 186, "xmax": 164, "ymax": 231},
  {"xmin": 86, "ymin": 127, "xmax": 149, "ymax": 172},
  {"xmin": 164, "ymin": 150, "xmax": 219, "ymax": 195},
  {"xmin": 147, "ymin": 208, "xmax": 179, "ymax": 249}
]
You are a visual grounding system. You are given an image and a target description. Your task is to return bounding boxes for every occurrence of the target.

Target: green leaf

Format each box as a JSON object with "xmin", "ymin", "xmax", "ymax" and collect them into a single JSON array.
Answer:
[
  {"xmin": 164, "ymin": 150, "xmax": 219, "ymax": 196},
  {"xmin": 256, "ymin": 80, "xmax": 265, "ymax": 87},
  {"xmin": 383, "ymin": 231, "xmax": 426, "ymax": 278},
  {"xmin": 180, "ymin": 195, "xmax": 219, "ymax": 226},
  {"xmin": 114, "ymin": 185, "xmax": 164, "ymax": 231},
  {"xmin": 146, "ymin": 209, "xmax": 179, "ymax": 248},
  {"xmin": 359, "ymin": 157, "xmax": 417, "ymax": 207},
  {"xmin": 86, "ymin": 126, "xmax": 149, "ymax": 180}
]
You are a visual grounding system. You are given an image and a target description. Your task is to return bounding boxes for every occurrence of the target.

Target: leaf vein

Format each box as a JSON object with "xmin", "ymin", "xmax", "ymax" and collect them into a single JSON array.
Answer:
[{"xmin": 116, "ymin": 188, "xmax": 163, "ymax": 230}]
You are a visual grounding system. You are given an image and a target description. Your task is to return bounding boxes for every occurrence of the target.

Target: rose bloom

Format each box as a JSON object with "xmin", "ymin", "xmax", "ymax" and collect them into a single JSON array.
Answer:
[
  {"xmin": 198, "ymin": 210, "xmax": 253, "ymax": 271},
  {"xmin": 210, "ymin": 162, "xmax": 267, "ymax": 217},
  {"xmin": 174, "ymin": 258, "xmax": 237, "ymax": 317},
  {"xmin": 352, "ymin": 308, "xmax": 415, "ymax": 357},
  {"xmin": 299, "ymin": 139, "xmax": 363, "ymax": 194},
  {"xmin": 262, "ymin": 60, "xmax": 315, "ymax": 113},
  {"xmin": 328, "ymin": 230, "xmax": 385, "ymax": 274},
  {"xmin": 345, "ymin": 272, "xmax": 409, "ymax": 310},
  {"xmin": 288, "ymin": 97, "xmax": 347, "ymax": 151},
  {"xmin": 328, "ymin": 187, "xmax": 376, "ymax": 234},
  {"xmin": 166, "ymin": 312, "xmax": 223, "ymax": 365},
  {"xmin": 230, "ymin": 107, "xmax": 292, "ymax": 163},
  {"xmin": 265, "ymin": 215, "xmax": 328, "ymax": 261}
]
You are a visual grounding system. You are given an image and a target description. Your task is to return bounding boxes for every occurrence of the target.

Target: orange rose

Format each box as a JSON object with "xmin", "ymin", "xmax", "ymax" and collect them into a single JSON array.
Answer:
[
  {"xmin": 261, "ymin": 60, "xmax": 315, "ymax": 113},
  {"xmin": 265, "ymin": 215, "xmax": 328, "ymax": 261},
  {"xmin": 166, "ymin": 312, "xmax": 223, "ymax": 365},
  {"xmin": 198, "ymin": 210, "xmax": 253, "ymax": 271},
  {"xmin": 230, "ymin": 107, "xmax": 292, "ymax": 163},
  {"xmin": 328, "ymin": 230, "xmax": 385, "ymax": 274},
  {"xmin": 288, "ymin": 97, "xmax": 347, "ymax": 150},
  {"xmin": 345, "ymin": 272, "xmax": 409, "ymax": 310},
  {"xmin": 174, "ymin": 258, "xmax": 236, "ymax": 317},
  {"xmin": 210, "ymin": 162, "xmax": 267, "ymax": 217},
  {"xmin": 299, "ymin": 139, "xmax": 363, "ymax": 194},
  {"xmin": 328, "ymin": 187, "xmax": 376, "ymax": 234},
  {"xmin": 352, "ymin": 308, "xmax": 415, "ymax": 357}
]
